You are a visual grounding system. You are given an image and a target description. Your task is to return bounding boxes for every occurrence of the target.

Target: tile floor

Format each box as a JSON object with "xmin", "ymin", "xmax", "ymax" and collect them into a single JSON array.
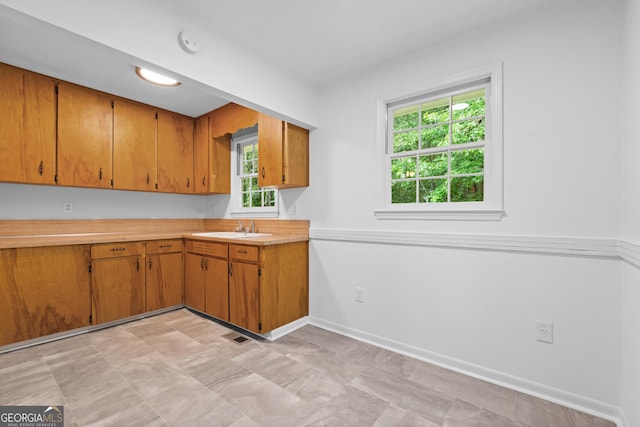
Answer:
[{"xmin": 0, "ymin": 309, "xmax": 615, "ymax": 427}]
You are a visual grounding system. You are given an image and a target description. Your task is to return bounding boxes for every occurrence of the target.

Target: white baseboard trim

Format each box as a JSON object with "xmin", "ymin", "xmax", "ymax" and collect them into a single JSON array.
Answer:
[
  {"xmin": 309, "ymin": 316, "xmax": 622, "ymax": 426},
  {"xmin": 260, "ymin": 316, "xmax": 310, "ymax": 341}
]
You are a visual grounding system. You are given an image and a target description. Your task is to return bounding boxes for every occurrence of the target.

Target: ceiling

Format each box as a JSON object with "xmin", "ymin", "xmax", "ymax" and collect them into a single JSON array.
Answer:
[{"xmin": 0, "ymin": 0, "xmax": 556, "ymax": 117}]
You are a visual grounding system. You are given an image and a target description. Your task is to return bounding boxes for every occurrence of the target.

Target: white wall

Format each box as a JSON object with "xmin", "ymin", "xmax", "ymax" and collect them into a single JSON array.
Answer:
[
  {"xmin": 308, "ymin": 0, "xmax": 624, "ymax": 419},
  {"xmin": 620, "ymin": 0, "xmax": 640, "ymax": 425}
]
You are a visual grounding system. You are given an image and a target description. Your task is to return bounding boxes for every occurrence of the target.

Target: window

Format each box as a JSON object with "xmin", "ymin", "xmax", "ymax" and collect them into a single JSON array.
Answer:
[
  {"xmin": 231, "ymin": 130, "xmax": 278, "ymax": 217},
  {"xmin": 376, "ymin": 63, "xmax": 503, "ymax": 220}
]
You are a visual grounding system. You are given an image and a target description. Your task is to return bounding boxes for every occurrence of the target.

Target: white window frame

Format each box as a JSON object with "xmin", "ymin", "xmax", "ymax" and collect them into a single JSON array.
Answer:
[
  {"xmin": 230, "ymin": 131, "xmax": 279, "ymax": 218},
  {"xmin": 375, "ymin": 62, "xmax": 504, "ymax": 221}
]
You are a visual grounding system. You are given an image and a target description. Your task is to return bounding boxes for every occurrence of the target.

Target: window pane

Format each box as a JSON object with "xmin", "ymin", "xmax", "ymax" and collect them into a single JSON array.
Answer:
[
  {"xmin": 264, "ymin": 190, "xmax": 276, "ymax": 207},
  {"xmin": 241, "ymin": 178, "xmax": 251, "ymax": 191},
  {"xmin": 421, "ymin": 124, "xmax": 449, "ymax": 148},
  {"xmin": 251, "ymin": 177, "xmax": 259, "ymax": 191},
  {"xmin": 452, "ymin": 89, "xmax": 485, "ymax": 121},
  {"xmin": 451, "ymin": 148, "xmax": 484, "ymax": 175},
  {"xmin": 419, "ymin": 178, "xmax": 448, "ymax": 203},
  {"xmin": 419, "ymin": 153, "xmax": 448, "ymax": 177},
  {"xmin": 251, "ymin": 192, "xmax": 262, "ymax": 207},
  {"xmin": 393, "ymin": 107, "xmax": 419, "ymax": 131},
  {"xmin": 393, "ymin": 130, "xmax": 419, "ymax": 153},
  {"xmin": 242, "ymin": 192, "xmax": 251, "ymax": 208},
  {"xmin": 452, "ymin": 119, "xmax": 484, "ymax": 144},
  {"xmin": 450, "ymin": 176, "xmax": 484, "ymax": 202},
  {"xmin": 391, "ymin": 157, "xmax": 416, "ymax": 179},
  {"xmin": 391, "ymin": 180, "xmax": 416, "ymax": 203},
  {"xmin": 421, "ymin": 97, "xmax": 449, "ymax": 125}
]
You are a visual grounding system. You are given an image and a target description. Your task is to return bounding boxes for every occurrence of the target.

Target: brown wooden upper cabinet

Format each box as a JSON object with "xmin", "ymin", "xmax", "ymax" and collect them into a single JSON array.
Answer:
[
  {"xmin": 258, "ymin": 113, "xmax": 309, "ymax": 189},
  {"xmin": 194, "ymin": 113, "xmax": 231, "ymax": 194},
  {"xmin": 113, "ymin": 100, "xmax": 158, "ymax": 191},
  {"xmin": 157, "ymin": 110, "xmax": 194, "ymax": 193},
  {"xmin": 57, "ymin": 82, "xmax": 113, "ymax": 189},
  {"xmin": 0, "ymin": 63, "xmax": 57, "ymax": 185}
]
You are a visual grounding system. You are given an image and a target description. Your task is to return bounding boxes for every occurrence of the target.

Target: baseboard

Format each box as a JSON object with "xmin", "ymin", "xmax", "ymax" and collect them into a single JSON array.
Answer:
[
  {"xmin": 309, "ymin": 316, "xmax": 622, "ymax": 426},
  {"xmin": 260, "ymin": 316, "xmax": 310, "ymax": 341}
]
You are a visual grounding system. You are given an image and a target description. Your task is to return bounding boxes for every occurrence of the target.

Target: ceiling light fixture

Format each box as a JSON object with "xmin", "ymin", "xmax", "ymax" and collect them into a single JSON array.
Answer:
[{"xmin": 135, "ymin": 67, "xmax": 181, "ymax": 87}]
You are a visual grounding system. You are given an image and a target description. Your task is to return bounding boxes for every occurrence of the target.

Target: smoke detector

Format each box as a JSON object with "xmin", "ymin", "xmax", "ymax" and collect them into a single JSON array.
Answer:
[{"xmin": 178, "ymin": 30, "xmax": 201, "ymax": 54}]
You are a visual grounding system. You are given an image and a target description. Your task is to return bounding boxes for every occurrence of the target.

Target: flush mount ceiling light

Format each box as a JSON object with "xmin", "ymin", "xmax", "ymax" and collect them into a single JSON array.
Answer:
[{"xmin": 135, "ymin": 67, "xmax": 181, "ymax": 87}]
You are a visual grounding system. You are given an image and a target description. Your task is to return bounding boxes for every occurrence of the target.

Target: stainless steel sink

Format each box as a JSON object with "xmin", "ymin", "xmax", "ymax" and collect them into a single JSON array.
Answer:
[{"xmin": 191, "ymin": 232, "xmax": 272, "ymax": 239}]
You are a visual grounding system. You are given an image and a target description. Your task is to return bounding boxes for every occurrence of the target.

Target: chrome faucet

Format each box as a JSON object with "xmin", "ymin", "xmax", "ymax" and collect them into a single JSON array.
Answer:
[{"xmin": 249, "ymin": 221, "xmax": 255, "ymax": 234}]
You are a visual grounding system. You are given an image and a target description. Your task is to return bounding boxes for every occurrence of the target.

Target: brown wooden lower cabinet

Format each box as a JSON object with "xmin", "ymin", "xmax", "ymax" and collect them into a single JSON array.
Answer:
[
  {"xmin": 0, "ymin": 245, "xmax": 91, "ymax": 346},
  {"xmin": 185, "ymin": 239, "xmax": 308, "ymax": 334},
  {"xmin": 146, "ymin": 240, "xmax": 184, "ymax": 311},
  {"xmin": 91, "ymin": 242, "xmax": 145, "ymax": 325}
]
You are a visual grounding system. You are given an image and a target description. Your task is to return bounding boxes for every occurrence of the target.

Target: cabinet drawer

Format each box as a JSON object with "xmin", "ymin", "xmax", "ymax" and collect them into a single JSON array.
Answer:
[
  {"xmin": 229, "ymin": 244, "xmax": 258, "ymax": 262},
  {"xmin": 147, "ymin": 239, "xmax": 183, "ymax": 254},
  {"xmin": 186, "ymin": 240, "xmax": 228, "ymax": 258},
  {"xmin": 91, "ymin": 241, "xmax": 144, "ymax": 259}
]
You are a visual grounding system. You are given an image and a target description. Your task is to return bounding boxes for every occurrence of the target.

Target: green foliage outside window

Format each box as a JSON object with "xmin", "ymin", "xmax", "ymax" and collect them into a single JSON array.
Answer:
[{"xmin": 390, "ymin": 88, "xmax": 486, "ymax": 204}]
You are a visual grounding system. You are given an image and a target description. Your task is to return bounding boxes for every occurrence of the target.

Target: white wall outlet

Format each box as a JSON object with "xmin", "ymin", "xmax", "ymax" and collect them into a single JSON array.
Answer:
[
  {"xmin": 536, "ymin": 320, "xmax": 553, "ymax": 343},
  {"xmin": 63, "ymin": 202, "xmax": 73, "ymax": 213},
  {"xmin": 355, "ymin": 287, "xmax": 365, "ymax": 303}
]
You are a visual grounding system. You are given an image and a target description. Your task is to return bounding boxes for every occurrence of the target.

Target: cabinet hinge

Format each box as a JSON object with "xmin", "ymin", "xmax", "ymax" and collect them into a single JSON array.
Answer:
[
  {"xmin": 54, "ymin": 174, "xmax": 58, "ymax": 183},
  {"xmin": 282, "ymin": 174, "xmax": 285, "ymax": 183},
  {"xmin": 54, "ymin": 85, "xmax": 58, "ymax": 94},
  {"xmin": 89, "ymin": 314, "xmax": 92, "ymax": 324},
  {"xmin": 111, "ymin": 101, "xmax": 114, "ymax": 109},
  {"xmin": 258, "ymin": 268, "xmax": 262, "ymax": 277},
  {"xmin": 155, "ymin": 112, "xmax": 158, "ymax": 120},
  {"xmin": 259, "ymin": 322, "xmax": 262, "ymax": 331},
  {"xmin": 88, "ymin": 264, "xmax": 92, "ymax": 273}
]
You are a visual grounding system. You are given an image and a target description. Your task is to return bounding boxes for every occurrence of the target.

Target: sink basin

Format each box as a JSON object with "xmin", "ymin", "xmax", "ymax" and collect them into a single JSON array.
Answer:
[{"xmin": 191, "ymin": 232, "xmax": 272, "ymax": 239}]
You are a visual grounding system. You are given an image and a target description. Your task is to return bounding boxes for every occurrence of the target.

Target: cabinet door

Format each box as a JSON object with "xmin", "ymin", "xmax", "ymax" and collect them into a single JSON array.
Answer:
[
  {"xmin": 146, "ymin": 253, "xmax": 184, "ymax": 312},
  {"xmin": 184, "ymin": 253, "xmax": 205, "ymax": 312},
  {"xmin": 257, "ymin": 113, "xmax": 283, "ymax": 188},
  {"xmin": 194, "ymin": 114, "xmax": 210, "ymax": 194},
  {"xmin": 92, "ymin": 256, "xmax": 144, "ymax": 324},
  {"xmin": 283, "ymin": 122, "xmax": 309, "ymax": 187},
  {"xmin": 229, "ymin": 261, "xmax": 260, "ymax": 333},
  {"xmin": 0, "ymin": 245, "xmax": 91, "ymax": 346},
  {"xmin": 57, "ymin": 83, "xmax": 113, "ymax": 188},
  {"xmin": 157, "ymin": 111, "xmax": 194, "ymax": 193},
  {"xmin": 113, "ymin": 100, "xmax": 157, "ymax": 191},
  {"xmin": 204, "ymin": 257, "xmax": 229, "ymax": 321},
  {"xmin": 0, "ymin": 64, "xmax": 56, "ymax": 184}
]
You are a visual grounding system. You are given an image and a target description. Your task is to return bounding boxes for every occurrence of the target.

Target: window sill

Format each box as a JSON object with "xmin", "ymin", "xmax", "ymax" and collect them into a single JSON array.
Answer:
[{"xmin": 374, "ymin": 208, "xmax": 505, "ymax": 221}]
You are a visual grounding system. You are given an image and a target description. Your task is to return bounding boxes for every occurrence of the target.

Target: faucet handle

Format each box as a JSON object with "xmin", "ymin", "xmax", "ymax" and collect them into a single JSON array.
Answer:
[{"xmin": 236, "ymin": 221, "xmax": 245, "ymax": 232}]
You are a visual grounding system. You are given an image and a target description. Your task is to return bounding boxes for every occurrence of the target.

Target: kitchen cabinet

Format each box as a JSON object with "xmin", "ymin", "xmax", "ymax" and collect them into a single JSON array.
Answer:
[
  {"xmin": 57, "ymin": 82, "xmax": 113, "ymax": 188},
  {"xmin": 228, "ymin": 245, "xmax": 260, "ymax": 332},
  {"xmin": 194, "ymin": 113, "xmax": 231, "ymax": 194},
  {"xmin": 258, "ymin": 113, "xmax": 309, "ymax": 189},
  {"xmin": 0, "ymin": 245, "xmax": 91, "ymax": 346},
  {"xmin": 185, "ymin": 239, "xmax": 308, "ymax": 334},
  {"xmin": 185, "ymin": 240, "xmax": 229, "ymax": 321},
  {"xmin": 0, "ymin": 63, "xmax": 56, "ymax": 185},
  {"xmin": 113, "ymin": 99, "xmax": 157, "ymax": 191},
  {"xmin": 91, "ymin": 242, "xmax": 145, "ymax": 324},
  {"xmin": 146, "ymin": 240, "xmax": 184, "ymax": 312},
  {"xmin": 157, "ymin": 110, "xmax": 194, "ymax": 193}
]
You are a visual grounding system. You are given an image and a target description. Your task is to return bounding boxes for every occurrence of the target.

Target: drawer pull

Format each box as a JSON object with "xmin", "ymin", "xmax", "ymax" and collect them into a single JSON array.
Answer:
[
  {"xmin": 238, "ymin": 249, "xmax": 248, "ymax": 254},
  {"xmin": 110, "ymin": 247, "xmax": 126, "ymax": 252},
  {"xmin": 159, "ymin": 244, "xmax": 173, "ymax": 249}
]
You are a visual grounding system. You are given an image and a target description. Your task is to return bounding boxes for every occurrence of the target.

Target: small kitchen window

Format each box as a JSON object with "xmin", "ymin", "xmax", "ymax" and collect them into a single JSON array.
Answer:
[{"xmin": 231, "ymin": 128, "xmax": 279, "ymax": 218}]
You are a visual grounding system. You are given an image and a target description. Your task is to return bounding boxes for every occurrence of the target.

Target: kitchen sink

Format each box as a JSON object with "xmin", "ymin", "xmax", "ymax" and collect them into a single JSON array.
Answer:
[{"xmin": 191, "ymin": 232, "xmax": 272, "ymax": 239}]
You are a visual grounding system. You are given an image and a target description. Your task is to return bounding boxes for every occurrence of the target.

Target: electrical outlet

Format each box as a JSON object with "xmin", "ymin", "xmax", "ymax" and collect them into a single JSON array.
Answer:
[
  {"xmin": 536, "ymin": 320, "xmax": 553, "ymax": 343},
  {"xmin": 355, "ymin": 287, "xmax": 365, "ymax": 303},
  {"xmin": 63, "ymin": 202, "xmax": 73, "ymax": 213}
]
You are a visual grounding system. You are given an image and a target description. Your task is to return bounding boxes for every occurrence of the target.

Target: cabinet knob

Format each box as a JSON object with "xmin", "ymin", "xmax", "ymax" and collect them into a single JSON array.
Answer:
[
  {"xmin": 261, "ymin": 166, "xmax": 265, "ymax": 178},
  {"xmin": 186, "ymin": 177, "xmax": 190, "ymax": 188},
  {"xmin": 38, "ymin": 161, "xmax": 44, "ymax": 176},
  {"xmin": 148, "ymin": 257, "xmax": 153, "ymax": 270},
  {"xmin": 202, "ymin": 176, "xmax": 206, "ymax": 187},
  {"xmin": 99, "ymin": 167, "xmax": 103, "ymax": 180}
]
